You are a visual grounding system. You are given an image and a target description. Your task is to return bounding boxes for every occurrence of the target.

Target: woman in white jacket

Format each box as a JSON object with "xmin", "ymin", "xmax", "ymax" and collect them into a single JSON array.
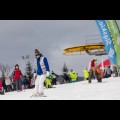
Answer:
[{"xmin": 31, "ymin": 49, "xmax": 50, "ymax": 97}]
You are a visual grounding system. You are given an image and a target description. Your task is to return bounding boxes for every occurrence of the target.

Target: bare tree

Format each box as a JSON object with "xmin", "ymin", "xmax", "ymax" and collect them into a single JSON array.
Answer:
[{"xmin": 0, "ymin": 63, "xmax": 11, "ymax": 80}]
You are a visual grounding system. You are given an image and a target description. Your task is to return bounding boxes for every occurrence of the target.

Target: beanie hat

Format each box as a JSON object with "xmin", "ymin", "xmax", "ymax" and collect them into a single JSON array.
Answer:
[{"xmin": 35, "ymin": 49, "xmax": 40, "ymax": 56}]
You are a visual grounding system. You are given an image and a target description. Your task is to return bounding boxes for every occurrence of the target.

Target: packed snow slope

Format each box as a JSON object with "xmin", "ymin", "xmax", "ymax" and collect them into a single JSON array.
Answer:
[{"xmin": 0, "ymin": 77, "xmax": 120, "ymax": 100}]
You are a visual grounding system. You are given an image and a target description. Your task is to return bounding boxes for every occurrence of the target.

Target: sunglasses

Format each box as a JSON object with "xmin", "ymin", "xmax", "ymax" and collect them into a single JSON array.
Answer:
[{"xmin": 35, "ymin": 53, "xmax": 40, "ymax": 56}]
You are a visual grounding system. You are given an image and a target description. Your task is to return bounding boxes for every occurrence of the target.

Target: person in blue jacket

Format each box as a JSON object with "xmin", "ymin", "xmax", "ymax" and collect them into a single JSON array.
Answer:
[{"xmin": 31, "ymin": 49, "xmax": 50, "ymax": 97}]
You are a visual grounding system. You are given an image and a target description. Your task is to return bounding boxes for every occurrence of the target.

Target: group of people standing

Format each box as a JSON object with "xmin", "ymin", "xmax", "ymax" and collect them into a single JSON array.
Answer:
[
  {"xmin": 0, "ymin": 64, "xmax": 24, "ymax": 94},
  {"xmin": 0, "ymin": 49, "xmax": 50, "ymax": 97},
  {"xmin": 0, "ymin": 48, "xmax": 79, "ymax": 97},
  {"xmin": 2, "ymin": 48, "xmax": 119, "ymax": 96}
]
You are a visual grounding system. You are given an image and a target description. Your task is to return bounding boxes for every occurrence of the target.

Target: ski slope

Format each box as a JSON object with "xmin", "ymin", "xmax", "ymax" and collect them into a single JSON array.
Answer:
[{"xmin": 0, "ymin": 77, "xmax": 120, "ymax": 100}]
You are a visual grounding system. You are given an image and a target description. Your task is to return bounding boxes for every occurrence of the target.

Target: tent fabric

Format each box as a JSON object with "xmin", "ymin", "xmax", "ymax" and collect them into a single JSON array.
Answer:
[{"xmin": 98, "ymin": 59, "xmax": 110, "ymax": 68}]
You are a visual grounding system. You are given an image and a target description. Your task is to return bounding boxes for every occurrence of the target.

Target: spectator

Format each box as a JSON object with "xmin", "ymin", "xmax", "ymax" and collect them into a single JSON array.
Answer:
[
  {"xmin": 2, "ymin": 79, "xmax": 7, "ymax": 92},
  {"xmin": 118, "ymin": 66, "xmax": 120, "ymax": 77},
  {"xmin": 104, "ymin": 66, "xmax": 112, "ymax": 78},
  {"xmin": 11, "ymin": 64, "xmax": 23, "ymax": 92},
  {"xmin": 51, "ymin": 71, "xmax": 57, "ymax": 85},
  {"xmin": 31, "ymin": 78, "xmax": 35, "ymax": 88},
  {"xmin": 0, "ymin": 79, "xmax": 4, "ymax": 95},
  {"xmin": 69, "ymin": 69, "xmax": 77, "ymax": 83},
  {"xmin": 21, "ymin": 76, "xmax": 25, "ymax": 91},
  {"xmin": 63, "ymin": 73, "xmax": 71, "ymax": 83},
  {"xmin": 5, "ymin": 76, "xmax": 12, "ymax": 92},
  {"xmin": 24, "ymin": 76, "xmax": 29, "ymax": 89},
  {"xmin": 111, "ymin": 65, "xmax": 118, "ymax": 77},
  {"xmin": 45, "ymin": 76, "xmax": 52, "ymax": 88},
  {"xmin": 83, "ymin": 68, "xmax": 89, "ymax": 80}
]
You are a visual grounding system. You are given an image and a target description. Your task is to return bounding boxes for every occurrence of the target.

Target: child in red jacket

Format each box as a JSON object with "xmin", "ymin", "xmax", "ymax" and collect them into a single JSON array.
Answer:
[{"xmin": 12, "ymin": 64, "xmax": 23, "ymax": 92}]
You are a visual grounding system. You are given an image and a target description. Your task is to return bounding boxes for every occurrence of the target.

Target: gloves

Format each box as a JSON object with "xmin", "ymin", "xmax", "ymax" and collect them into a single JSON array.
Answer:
[{"xmin": 46, "ymin": 71, "xmax": 50, "ymax": 77}]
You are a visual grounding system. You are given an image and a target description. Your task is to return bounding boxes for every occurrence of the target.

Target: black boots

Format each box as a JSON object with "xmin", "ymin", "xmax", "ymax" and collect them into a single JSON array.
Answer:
[{"xmin": 98, "ymin": 78, "xmax": 102, "ymax": 83}]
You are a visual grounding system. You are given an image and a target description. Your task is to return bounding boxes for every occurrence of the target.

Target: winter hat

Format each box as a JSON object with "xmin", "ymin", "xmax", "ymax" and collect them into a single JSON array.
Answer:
[
  {"xmin": 35, "ymin": 49, "xmax": 39, "ymax": 53},
  {"xmin": 35, "ymin": 49, "xmax": 40, "ymax": 56}
]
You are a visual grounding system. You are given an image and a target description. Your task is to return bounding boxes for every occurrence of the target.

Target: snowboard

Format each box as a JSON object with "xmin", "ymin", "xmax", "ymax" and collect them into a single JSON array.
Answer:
[{"xmin": 30, "ymin": 94, "xmax": 47, "ymax": 98}]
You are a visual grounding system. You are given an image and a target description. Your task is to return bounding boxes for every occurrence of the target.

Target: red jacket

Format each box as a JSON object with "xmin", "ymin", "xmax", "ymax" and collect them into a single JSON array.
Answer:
[
  {"xmin": 13, "ymin": 69, "xmax": 22, "ymax": 81},
  {"xmin": 91, "ymin": 60, "xmax": 95, "ymax": 68},
  {"xmin": 0, "ymin": 81, "xmax": 2, "ymax": 90}
]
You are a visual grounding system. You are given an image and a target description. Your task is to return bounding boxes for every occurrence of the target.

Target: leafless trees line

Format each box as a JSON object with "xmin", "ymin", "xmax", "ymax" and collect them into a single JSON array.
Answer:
[{"xmin": 0, "ymin": 63, "xmax": 13, "ymax": 79}]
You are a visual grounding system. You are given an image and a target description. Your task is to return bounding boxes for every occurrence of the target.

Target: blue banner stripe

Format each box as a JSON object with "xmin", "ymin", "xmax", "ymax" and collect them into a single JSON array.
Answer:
[{"xmin": 96, "ymin": 20, "xmax": 117, "ymax": 65}]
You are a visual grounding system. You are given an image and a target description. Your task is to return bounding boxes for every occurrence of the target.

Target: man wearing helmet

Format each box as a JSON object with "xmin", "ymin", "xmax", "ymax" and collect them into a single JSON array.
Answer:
[
  {"xmin": 91, "ymin": 58, "xmax": 97, "ymax": 68},
  {"xmin": 88, "ymin": 58, "xmax": 97, "ymax": 72}
]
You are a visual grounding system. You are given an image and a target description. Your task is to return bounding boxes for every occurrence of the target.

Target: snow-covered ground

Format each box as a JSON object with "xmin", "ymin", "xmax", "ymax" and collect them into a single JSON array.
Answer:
[{"xmin": 0, "ymin": 77, "xmax": 120, "ymax": 100}]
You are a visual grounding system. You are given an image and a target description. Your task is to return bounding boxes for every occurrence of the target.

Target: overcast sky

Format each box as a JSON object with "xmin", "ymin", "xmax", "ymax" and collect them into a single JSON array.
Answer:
[{"xmin": 0, "ymin": 20, "xmax": 120, "ymax": 76}]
